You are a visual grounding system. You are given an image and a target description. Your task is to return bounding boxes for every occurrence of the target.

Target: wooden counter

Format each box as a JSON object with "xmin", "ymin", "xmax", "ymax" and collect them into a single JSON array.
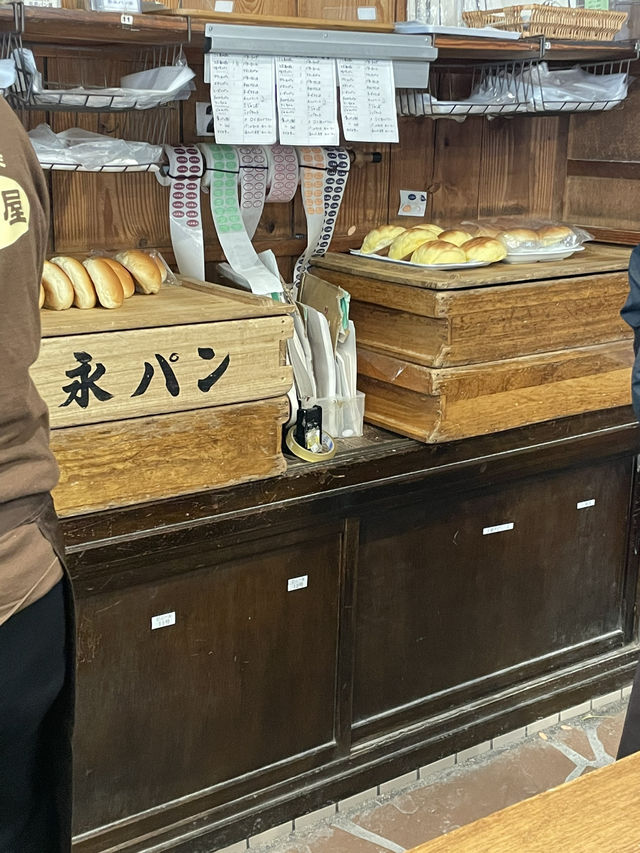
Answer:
[
  {"xmin": 409, "ymin": 750, "xmax": 640, "ymax": 853},
  {"xmin": 65, "ymin": 406, "xmax": 640, "ymax": 852}
]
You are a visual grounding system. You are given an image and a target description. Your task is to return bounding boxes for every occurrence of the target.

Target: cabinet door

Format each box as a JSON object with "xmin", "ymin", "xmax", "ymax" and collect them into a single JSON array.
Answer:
[
  {"xmin": 73, "ymin": 527, "xmax": 342, "ymax": 833},
  {"xmin": 353, "ymin": 457, "xmax": 632, "ymax": 732}
]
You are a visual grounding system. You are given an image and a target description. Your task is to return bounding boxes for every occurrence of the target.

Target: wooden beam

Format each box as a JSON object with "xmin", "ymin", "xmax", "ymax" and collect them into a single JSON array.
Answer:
[{"xmin": 568, "ymin": 159, "xmax": 640, "ymax": 180}]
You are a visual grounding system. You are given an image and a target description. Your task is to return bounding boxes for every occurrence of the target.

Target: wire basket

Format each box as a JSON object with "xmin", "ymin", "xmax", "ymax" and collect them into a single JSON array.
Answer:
[
  {"xmin": 463, "ymin": 4, "xmax": 628, "ymax": 40},
  {"xmin": 8, "ymin": 44, "xmax": 188, "ymax": 113},
  {"xmin": 397, "ymin": 59, "xmax": 536, "ymax": 117}
]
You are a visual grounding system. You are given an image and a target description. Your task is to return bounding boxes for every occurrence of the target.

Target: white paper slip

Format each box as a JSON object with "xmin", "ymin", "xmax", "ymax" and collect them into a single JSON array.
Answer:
[
  {"xmin": 276, "ymin": 57, "xmax": 339, "ymax": 146},
  {"xmin": 288, "ymin": 575, "xmax": 309, "ymax": 592},
  {"xmin": 209, "ymin": 53, "xmax": 277, "ymax": 145},
  {"xmin": 577, "ymin": 499, "xmax": 596, "ymax": 509},
  {"xmin": 338, "ymin": 58, "xmax": 399, "ymax": 143},
  {"xmin": 483, "ymin": 522, "xmax": 514, "ymax": 535},
  {"xmin": 151, "ymin": 612, "xmax": 176, "ymax": 630}
]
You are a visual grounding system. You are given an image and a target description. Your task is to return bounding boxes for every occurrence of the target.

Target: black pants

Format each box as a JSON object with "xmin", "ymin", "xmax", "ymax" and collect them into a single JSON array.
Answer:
[{"xmin": 0, "ymin": 582, "xmax": 67, "ymax": 853}]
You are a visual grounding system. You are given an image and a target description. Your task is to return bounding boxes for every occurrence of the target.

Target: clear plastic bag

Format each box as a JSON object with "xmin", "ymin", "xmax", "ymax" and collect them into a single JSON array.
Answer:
[
  {"xmin": 460, "ymin": 217, "xmax": 593, "ymax": 253},
  {"xmin": 28, "ymin": 124, "xmax": 163, "ymax": 171}
]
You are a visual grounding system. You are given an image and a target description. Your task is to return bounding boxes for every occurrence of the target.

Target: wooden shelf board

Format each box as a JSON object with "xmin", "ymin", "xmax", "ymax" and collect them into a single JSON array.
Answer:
[{"xmin": 3, "ymin": 6, "xmax": 635, "ymax": 61}]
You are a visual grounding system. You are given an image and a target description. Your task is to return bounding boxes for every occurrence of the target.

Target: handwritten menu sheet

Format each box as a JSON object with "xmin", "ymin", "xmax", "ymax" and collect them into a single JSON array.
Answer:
[
  {"xmin": 275, "ymin": 57, "xmax": 340, "ymax": 146},
  {"xmin": 337, "ymin": 58, "xmax": 399, "ymax": 143},
  {"xmin": 208, "ymin": 54, "xmax": 277, "ymax": 145}
]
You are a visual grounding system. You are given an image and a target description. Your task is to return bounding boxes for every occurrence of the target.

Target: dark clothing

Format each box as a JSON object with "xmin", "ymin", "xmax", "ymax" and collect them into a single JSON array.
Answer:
[
  {"xmin": 620, "ymin": 244, "xmax": 640, "ymax": 419},
  {"xmin": 0, "ymin": 582, "xmax": 67, "ymax": 853},
  {"xmin": 618, "ymin": 244, "xmax": 640, "ymax": 759}
]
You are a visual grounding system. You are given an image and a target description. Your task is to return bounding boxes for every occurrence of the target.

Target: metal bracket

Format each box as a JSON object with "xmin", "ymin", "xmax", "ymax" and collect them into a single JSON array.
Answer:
[{"xmin": 204, "ymin": 23, "xmax": 437, "ymax": 88}]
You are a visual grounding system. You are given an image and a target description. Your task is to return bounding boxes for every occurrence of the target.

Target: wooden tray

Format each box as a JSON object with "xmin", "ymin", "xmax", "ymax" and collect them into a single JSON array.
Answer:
[{"xmin": 358, "ymin": 341, "xmax": 633, "ymax": 443}]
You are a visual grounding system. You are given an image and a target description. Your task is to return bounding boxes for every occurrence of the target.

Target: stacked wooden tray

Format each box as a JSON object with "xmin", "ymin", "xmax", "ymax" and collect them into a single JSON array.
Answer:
[
  {"xmin": 310, "ymin": 244, "xmax": 634, "ymax": 443},
  {"xmin": 33, "ymin": 280, "xmax": 294, "ymax": 515}
]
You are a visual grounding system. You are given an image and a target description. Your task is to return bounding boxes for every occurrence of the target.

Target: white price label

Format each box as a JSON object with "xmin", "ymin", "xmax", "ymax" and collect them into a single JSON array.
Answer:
[
  {"xmin": 398, "ymin": 189, "xmax": 427, "ymax": 217},
  {"xmin": 357, "ymin": 5, "xmax": 377, "ymax": 18},
  {"xmin": 287, "ymin": 575, "xmax": 309, "ymax": 592},
  {"xmin": 214, "ymin": 0, "xmax": 234, "ymax": 10},
  {"xmin": 483, "ymin": 522, "xmax": 514, "ymax": 536},
  {"xmin": 577, "ymin": 499, "xmax": 596, "ymax": 509},
  {"xmin": 151, "ymin": 611, "xmax": 176, "ymax": 630}
]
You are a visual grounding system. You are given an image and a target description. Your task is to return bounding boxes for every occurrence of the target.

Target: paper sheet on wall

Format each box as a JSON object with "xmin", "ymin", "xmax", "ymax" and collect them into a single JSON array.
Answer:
[
  {"xmin": 208, "ymin": 53, "xmax": 277, "ymax": 145},
  {"xmin": 337, "ymin": 59, "xmax": 399, "ymax": 143},
  {"xmin": 276, "ymin": 57, "xmax": 339, "ymax": 146}
]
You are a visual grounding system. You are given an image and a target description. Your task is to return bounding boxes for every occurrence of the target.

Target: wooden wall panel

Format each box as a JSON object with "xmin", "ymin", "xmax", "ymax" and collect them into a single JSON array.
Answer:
[
  {"xmin": 387, "ymin": 118, "xmax": 436, "ymax": 225},
  {"xmin": 430, "ymin": 118, "xmax": 484, "ymax": 225},
  {"xmin": 563, "ymin": 62, "xmax": 639, "ymax": 241},
  {"xmin": 297, "ymin": 0, "xmax": 394, "ymax": 23},
  {"xmin": 478, "ymin": 116, "xmax": 568, "ymax": 220}
]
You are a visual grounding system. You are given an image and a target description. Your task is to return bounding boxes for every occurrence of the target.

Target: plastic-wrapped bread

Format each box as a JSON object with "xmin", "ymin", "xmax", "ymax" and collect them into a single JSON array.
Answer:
[
  {"xmin": 50, "ymin": 256, "xmax": 97, "ymax": 309},
  {"xmin": 410, "ymin": 240, "xmax": 466, "ymax": 265},
  {"xmin": 462, "ymin": 237, "xmax": 507, "ymax": 263},
  {"xmin": 360, "ymin": 226, "xmax": 406, "ymax": 255},
  {"xmin": 41, "ymin": 260, "xmax": 74, "ymax": 310},
  {"xmin": 536, "ymin": 225, "xmax": 575, "ymax": 247},
  {"xmin": 39, "ymin": 283, "xmax": 45, "ymax": 309},
  {"xmin": 115, "ymin": 250, "xmax": 162, "ymax": 294},
  {"xmin": 498, "ymin": 228, "xmax": 540, "ymax": 251},
  {"xmin": 83, "ymin": 258, "xmax": 125, "ymax": 309},
  {"xmin": 388, "ymin": 228, "xmax": 434, "ymax": 261}
]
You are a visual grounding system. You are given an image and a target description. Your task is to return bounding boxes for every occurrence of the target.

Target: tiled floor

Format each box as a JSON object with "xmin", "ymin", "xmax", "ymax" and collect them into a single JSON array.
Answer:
[{"xmin": 225, "ymin": 689, "xmax": 631, "ymax": 853}]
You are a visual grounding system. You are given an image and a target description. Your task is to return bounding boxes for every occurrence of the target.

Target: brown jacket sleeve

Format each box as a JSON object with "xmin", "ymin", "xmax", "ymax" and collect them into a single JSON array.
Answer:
[{"xmin": 0, "ymin": 96, "xmax": 58, "ymax": 505}]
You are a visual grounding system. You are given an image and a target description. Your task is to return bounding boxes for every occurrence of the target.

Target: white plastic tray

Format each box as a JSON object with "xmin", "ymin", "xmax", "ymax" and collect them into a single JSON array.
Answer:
[
  {"xmin": 502, "ymin": 246, "xmax": 585, "ymax": 264},
  {"xmin": 350, "ymin": 250, "xmax": 489, "ymax": 271}
]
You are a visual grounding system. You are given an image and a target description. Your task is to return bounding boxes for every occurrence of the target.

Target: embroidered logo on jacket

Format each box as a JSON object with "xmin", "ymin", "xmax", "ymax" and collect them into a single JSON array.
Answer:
[{"xmin": 0, "ymin": 175, "xmax": 30, "ymax": 249}]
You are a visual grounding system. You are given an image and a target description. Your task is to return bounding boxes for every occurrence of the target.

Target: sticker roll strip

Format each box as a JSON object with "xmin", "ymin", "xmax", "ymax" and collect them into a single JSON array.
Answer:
[
  {"xmin": 293, "ymin": 146, "xmax": 328, "ymax": 287},
  {"xmin": 293, "ymin": 146, "xmax": 350, "ymax": 286},
  {"xmin": 265, "ymin": 144, "xmax": 299, "ymax": 203},
  {"xmin": 199, "ymin": 143, "xmax": 282, "ymax": 296},
  {"xmin": 157, "ymin": 145, "xmax": 205, "ymax": 281},
  {"xmin": 237, "ymin": 144, "xmax": 268, "ymax": 240},
  {"xmin": 312, "ymin": 146, "xmax": 351, "ymax": 260}
]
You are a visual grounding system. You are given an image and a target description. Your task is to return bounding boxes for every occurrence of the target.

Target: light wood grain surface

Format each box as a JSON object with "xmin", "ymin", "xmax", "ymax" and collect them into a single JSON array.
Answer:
[
  {"xmin": 408, "ymin": 751, "xmax": 640, "ymax": 853},
  {"xmin": 52, "ymin": 398, "xmax": 289, "ymax": 516},
  {"xmin": 312, "ymin": 244, "xmax": 632, "ymax": 290}
]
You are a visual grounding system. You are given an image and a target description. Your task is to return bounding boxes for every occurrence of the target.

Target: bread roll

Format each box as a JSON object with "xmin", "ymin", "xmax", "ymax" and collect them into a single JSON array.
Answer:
[
  {"xmin": 388, "ymin": 228, "xmax": 433, "ymax": 261},
  {"xmin": 498, "ymin": 228, "xmax": 540, "ymax": 250},
  {"xmin": 50, "ymin": 256, "xmax": 97, "ymax": 309},
  {"xmin": 115, "ymin": 250, "xmax": 162, "ymax": 294},
  {"xmin": 102, "ymin": 258, "xmax": 135, "ymax": 299},
  {"xmin": 361, "ymin": 226, "xmax": 406, "ymax": 255},
  {"xmin": 411, "ymin": 240, "xmax": 466, "ymax": 265},
  {"xmin": 474, "ymin": 224, "xmax": 501, "ymax": 238},
  {"xmin": 414, "ymin": 223, "xmax": 443, "ymax": 236},
  {"xmin": 39, "ymin": 283, "xmax": 45, "ymax": 309},
  {"xmin": 439, "ymin": 229, "xmax": 473, "ymax": 247},
  {"xmin": 151, "ymin": 253, "xmax": 168, "ymax": 284},
  {"xmin": 536, "ymin": 225, "xmax": 574, "ymax": 247},
  {"xmin": 462, "ymin": 237, "xmax": 507, "ymax": 263},
  {"xmin": 83, "ymin": 258, "xmax": 124, "ymax": 309},
  {"xmin": 41, "ymin": 260, "xmax": 74, "ymax": 310}
]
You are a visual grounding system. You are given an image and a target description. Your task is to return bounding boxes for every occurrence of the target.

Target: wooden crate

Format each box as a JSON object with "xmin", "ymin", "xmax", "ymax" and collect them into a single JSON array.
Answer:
[
  {"xmin": 34, "ymin": 281, "xmax": 293, "ymax": 428},
  {"xmin": 358, "ymin": 341, "xmax": 633, "ymax": 443},
  {"xmin": 311, "ymin": 244, "xmax": 633, "ymax": 367},
  {"xmin": 310, "ymin": 245, "xmax": 634, "ymax": 443},
  {"xmin": 51, "ymin": 398, "xmax": 289, "ymax": 516},
  {"xmin": 33, "ymin": 281, "xmax": 294, "ymax": 515}
]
